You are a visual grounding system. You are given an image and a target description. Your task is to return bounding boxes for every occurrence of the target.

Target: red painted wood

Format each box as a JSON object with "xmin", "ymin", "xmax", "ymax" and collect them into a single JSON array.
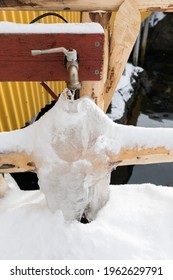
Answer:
[{"xmin": 0, "ymin": 33, "xmax": 104, "ymax": 81}]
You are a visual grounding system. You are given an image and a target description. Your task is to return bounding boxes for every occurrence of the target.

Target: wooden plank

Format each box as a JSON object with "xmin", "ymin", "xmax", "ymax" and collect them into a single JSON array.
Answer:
[
  {"xmin": 0, "ymin": 0, "xmax": 173, "ymax": 12},
  {"xmin": 110, "ymin": 147, "xmax": 173, "ymax": 166},
  {"xmin": 0, "ymin": 152, "xmax": 36, "ymax": 173},
  {"xmin": 0, "ymin": 33, "xmax": 104, "ymax": 81},
  {"xmin": 104, "ymin": 0, "xmax": 141, "ymax": 111},
  {"xmin": 80, "ymin": 11, "xmax": 111, "ymax": 110}
]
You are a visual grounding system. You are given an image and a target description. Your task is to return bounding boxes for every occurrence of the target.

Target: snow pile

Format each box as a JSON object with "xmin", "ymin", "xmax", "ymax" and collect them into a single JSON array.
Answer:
[
  {"xmin": 0, "ymin": 181, "xmax": 173, "ymax": 260},
  {"xmin": 107, "ymin": 64, "xmax": 142, "ymax": 121}
]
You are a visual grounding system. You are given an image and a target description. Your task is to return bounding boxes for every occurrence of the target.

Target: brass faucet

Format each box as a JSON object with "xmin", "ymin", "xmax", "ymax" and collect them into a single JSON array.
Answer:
[{"xmin": 31, "ymin": 47, "xmax": 81, "ymax": 93}]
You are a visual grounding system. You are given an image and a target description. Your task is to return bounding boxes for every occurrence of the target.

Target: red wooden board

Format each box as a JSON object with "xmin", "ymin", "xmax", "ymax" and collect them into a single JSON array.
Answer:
[{"xmin": 0, "ymin": 33, "xmax": 104, "ymax": 82}]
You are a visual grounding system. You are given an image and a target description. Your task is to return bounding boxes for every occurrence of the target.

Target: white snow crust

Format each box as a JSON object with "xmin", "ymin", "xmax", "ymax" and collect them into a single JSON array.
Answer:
[
  {"xmin": 0, "ymin": 181, "xmax": 173, "ymax": 260},
  {"xmin": 107, "ymin": 64, "xmax": 142, "ymax": 121},
  {"xmin": 0, "ymin": 22, "xmax": 104, "ymax": 34},
  {"xmin": 149, "ymin": 12, "xmax": 166, "ymax": 27}
]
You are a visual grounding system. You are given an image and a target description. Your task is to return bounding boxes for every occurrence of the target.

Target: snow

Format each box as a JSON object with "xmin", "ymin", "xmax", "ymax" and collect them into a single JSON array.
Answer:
[
  {"xmin": 137, "ymin": 113, "xmax": 173, "ymax": 128},
  {"xmin": 149, "ymin": 12, "xmax": 166, "ymax": 27},
  {"xmin": 1, "ymin": 91, "xmax": 173, "ymax": 222},
  {"xmin": 0, "ymin": 180, "xmax": 173, "ymax": 260},
  {"xmin": 0, "ymin": 22, "xmax": 104, "ymax": 34},
  {"xmin": 107, "ymin": 64, "xmax": 142, "ymax": 121}
]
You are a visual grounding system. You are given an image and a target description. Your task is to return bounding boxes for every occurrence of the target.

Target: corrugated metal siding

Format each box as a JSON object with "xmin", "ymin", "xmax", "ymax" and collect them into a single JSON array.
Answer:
[{"xmin": 0, "ymin": 11, "xmax": 80, "ymax": 132}]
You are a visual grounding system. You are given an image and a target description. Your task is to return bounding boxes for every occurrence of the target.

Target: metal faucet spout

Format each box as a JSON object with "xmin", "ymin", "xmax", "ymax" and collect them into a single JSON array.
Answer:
[
  {"xmin": 66, "ymin": 62, "xmax": 81, "ymax": 90},
  {"xmin": 31, "ymin": 46, "xmax": 81, "ymax": 94}
]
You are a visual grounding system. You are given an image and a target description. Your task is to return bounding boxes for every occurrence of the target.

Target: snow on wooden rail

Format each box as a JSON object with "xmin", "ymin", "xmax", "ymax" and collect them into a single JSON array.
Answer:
[
  {"xmin": 0, "ymin": 0, "xmax": 173, "ymax": 12},
  {"xmin": 1, "ymin": 95, "xmax": 173, "ymax": 221}
]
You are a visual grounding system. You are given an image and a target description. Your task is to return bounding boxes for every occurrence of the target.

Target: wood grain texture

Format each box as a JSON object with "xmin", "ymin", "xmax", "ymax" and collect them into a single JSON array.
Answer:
[
  {"xmin": 80, "ymin": 11, "xmax": 111, "ymax": 110},
  {"xmin": 0, "ymin": 33, "xmax": 104, "ymax": 81},
  {"xmin": 104, "ymin": 0, "xmax": 141, "ymax": 111},
  {"xmin": 0, "ymin": 0, "xmax": 173, "ymax": 11},
  {"xmin": 0, "ymin": 152, "xmax": 36, "ymax": 172},
  {"xmin": 109, "ymin": 146, "xmax": 173, "ymax": 166}
]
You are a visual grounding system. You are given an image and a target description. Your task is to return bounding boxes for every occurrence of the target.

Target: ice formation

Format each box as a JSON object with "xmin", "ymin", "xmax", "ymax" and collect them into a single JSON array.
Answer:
[
  {"xmin": 0, "ymin": 94, "xmax": 117, "ymax": 221},
  {"xmin": 1, "ymin": 92, "xmax": 173, "ymax": 221}
]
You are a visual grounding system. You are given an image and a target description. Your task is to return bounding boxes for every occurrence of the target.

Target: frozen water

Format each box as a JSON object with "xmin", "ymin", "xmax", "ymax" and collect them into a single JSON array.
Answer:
[{"xmin": 1, "ymin": 91, "xmax": 173, "ymax": 221}]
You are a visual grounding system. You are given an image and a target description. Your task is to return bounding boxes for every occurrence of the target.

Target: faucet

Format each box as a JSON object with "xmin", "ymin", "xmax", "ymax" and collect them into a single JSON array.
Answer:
[{"xmin": 31, "ymin": 47, "xmax": 81, "ymax": 94}]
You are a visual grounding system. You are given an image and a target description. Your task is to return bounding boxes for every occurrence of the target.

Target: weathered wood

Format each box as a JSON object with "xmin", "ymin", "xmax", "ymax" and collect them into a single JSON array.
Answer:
[
  {"xmin": 80, "ymin": 11, "xmax": 111, "ymax": 109},
  {"xmin": 2, "ymin": 145, "xmax": 173, "ymax": 173},
  {"xmin": 0, "ymin": 0, "xmax": 173, "ymax": 12},
  {"xmin": 0, "ymin": 32, "xmax": 104, "ymax": 81},
  {"xmin": 111, "ymin": 147, "xmax": 173, "ymax": 166},
  {"xmin": 104, "ymin": 0, "xmax": 141, "ymax": 111},
  {"xmin": 0, "ymin": 152, "xmax": 36, "ymax": 173}
]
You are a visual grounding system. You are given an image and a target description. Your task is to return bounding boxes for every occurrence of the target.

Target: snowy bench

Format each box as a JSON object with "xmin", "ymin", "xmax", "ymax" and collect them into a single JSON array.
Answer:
[{"xmin": 0, "ymin": 22, "xmax": 104, "ymax": 82}]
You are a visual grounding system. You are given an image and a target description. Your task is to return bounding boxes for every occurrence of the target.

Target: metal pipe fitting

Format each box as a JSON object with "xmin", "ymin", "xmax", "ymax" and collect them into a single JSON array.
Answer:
[
  {"xmin": 66, "ymin": 61, "xmax": 81, "ymax": 90},
  {"xmin": 31, "ymin": 47, "xmax": 81, "ymax": 91}
]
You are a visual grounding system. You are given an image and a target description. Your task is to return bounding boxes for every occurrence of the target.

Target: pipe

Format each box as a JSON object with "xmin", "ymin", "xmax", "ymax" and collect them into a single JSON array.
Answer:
[{"xmin": 66, "ymin": 62, "xmax": 81, "ymax": 90}]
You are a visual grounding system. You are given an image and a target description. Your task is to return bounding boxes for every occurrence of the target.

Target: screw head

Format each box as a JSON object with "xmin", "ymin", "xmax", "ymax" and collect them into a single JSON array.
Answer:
[
  {"xmin": 95, "ymin": 42, "xmax": 100, "ymax": 47},
  {"xmin": 95, "ymin": 69, "xmax": 100, "ymax": 75}
]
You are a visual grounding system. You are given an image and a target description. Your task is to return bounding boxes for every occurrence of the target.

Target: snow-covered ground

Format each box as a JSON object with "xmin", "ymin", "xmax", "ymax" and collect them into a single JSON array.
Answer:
[{"xmin": 1, "ymin": 179, "xmax": 173, "ymax": 260}]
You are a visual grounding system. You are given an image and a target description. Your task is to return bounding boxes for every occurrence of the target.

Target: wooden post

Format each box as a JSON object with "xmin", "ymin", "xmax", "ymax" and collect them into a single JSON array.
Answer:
[
  {"xmin": 80, "ymin": 11, "xmax": 111, "ymax": 109},
  {"xmin": 0, "ymin": 0, "xmax": 173, "ymax": 12},
  {"xmin": 103, "ymin": 0, "xmax": 141, "ymax": 111}
]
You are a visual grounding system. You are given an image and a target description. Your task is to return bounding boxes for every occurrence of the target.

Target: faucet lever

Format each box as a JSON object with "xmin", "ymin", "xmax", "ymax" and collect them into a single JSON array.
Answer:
[
  {"xmin": 31, "ymin": 47, "xmax": 77, "ymax": 62},
  {"xmin": 31, "ymin": 47, "xmax": 81, "ymax": 91}
]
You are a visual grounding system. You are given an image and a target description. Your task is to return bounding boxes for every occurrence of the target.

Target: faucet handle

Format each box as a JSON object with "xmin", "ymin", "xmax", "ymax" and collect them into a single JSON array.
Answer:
[{"xmin": 31, "ymin": 47, "xmax": 77, "ymax": 62}]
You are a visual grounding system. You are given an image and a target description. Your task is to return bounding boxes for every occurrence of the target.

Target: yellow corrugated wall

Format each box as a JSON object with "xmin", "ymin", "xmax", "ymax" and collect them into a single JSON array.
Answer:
[{"xmin": 0, "ymin": 11, "xmax": 80, "ymax": 132}]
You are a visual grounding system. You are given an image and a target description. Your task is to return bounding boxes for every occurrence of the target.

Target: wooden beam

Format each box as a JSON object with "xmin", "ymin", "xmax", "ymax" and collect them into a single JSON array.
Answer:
[
  {"xmin": 110, "ymin": 146, "xmax": 173, "ymax": 166},
  {"xmin": 80, "ymin": 11, "xmax": 111, "ymax": 109},
  {"xmin": 0, "ymin": 0, "xmax": 173, "ymax": 12},
  {"xmin": 0, "ymin": 28, "xmax": 104, "ymax": 82},
  {"xmin": 0, "ymin": 152, "xmax": 36, "ymax": 173},
  {"xmin": 106, "ymin": 123, "xmax": 173, "ymax": 167},
  {"xmin": 104, "ymin": 0, "xmax": 141, "ymax": 111},
  {"xmin": 2, "ymin": 111, "xmax": 173, "ymax": 173}
]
